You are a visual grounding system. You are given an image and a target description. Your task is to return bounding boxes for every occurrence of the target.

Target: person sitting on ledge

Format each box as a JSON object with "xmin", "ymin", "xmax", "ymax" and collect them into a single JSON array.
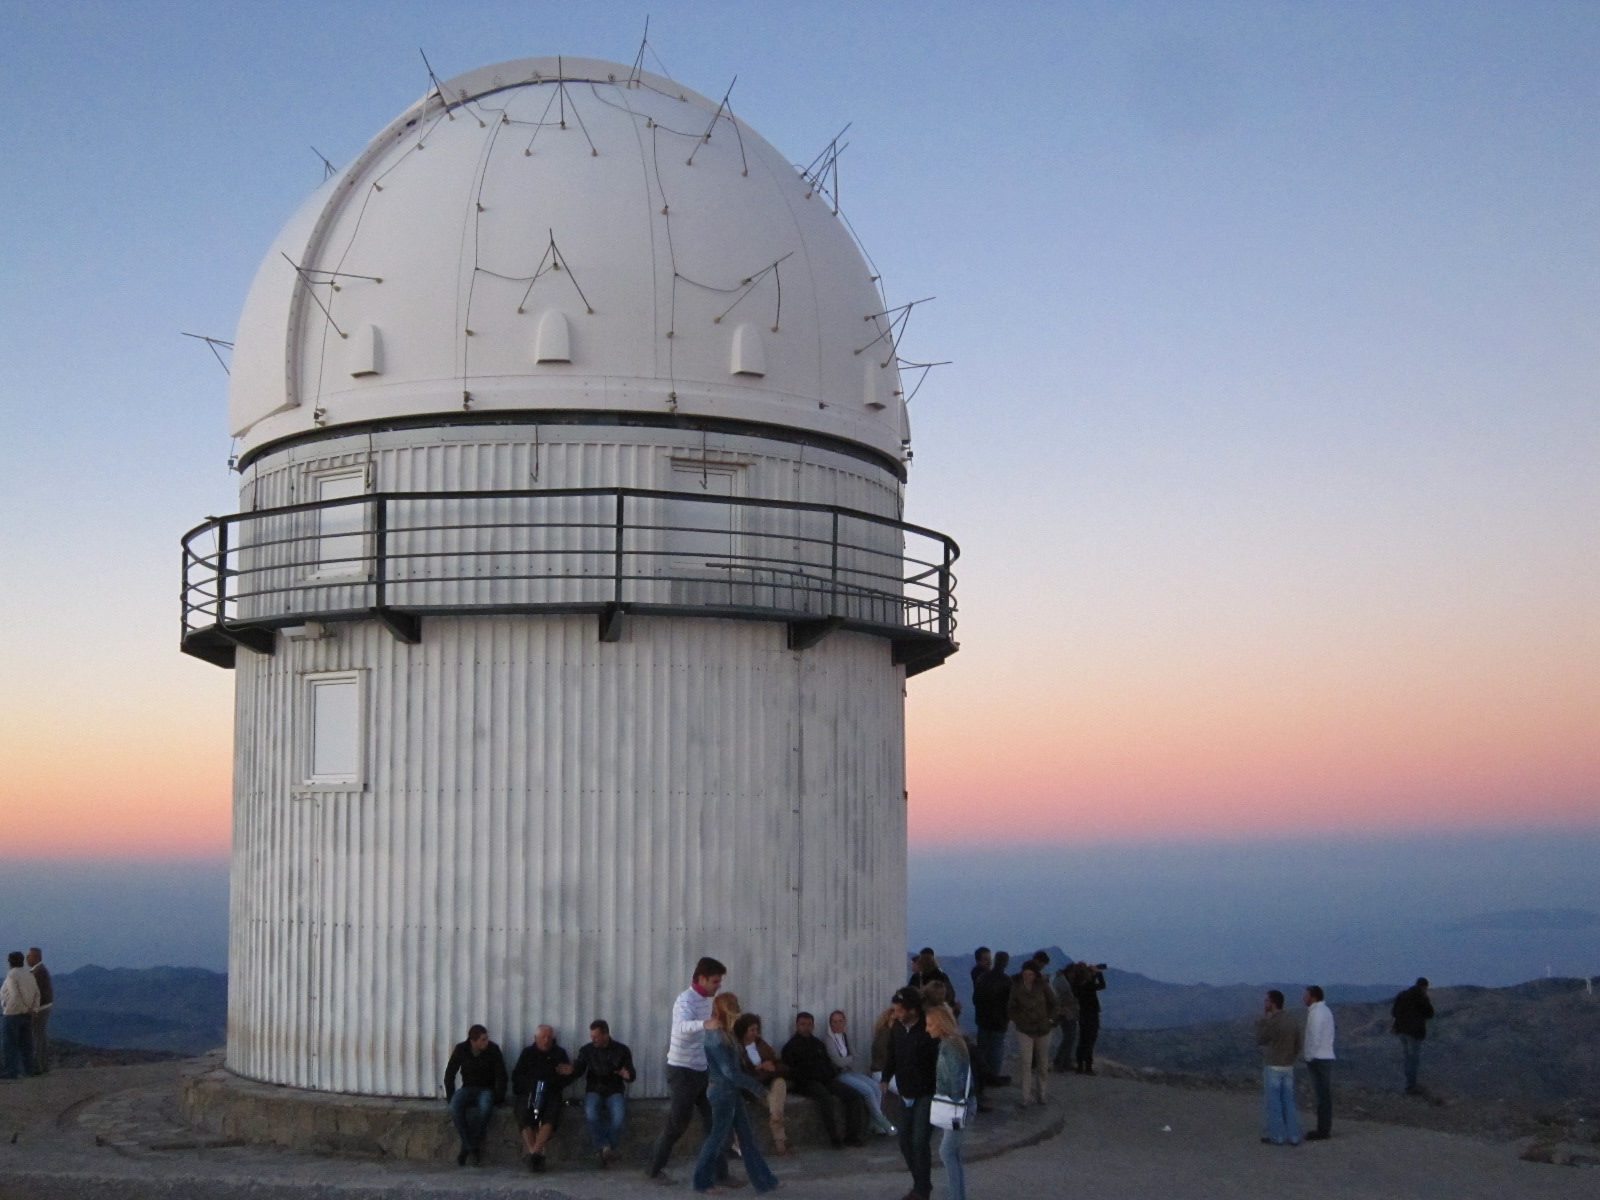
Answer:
[
  {"xmin": 512, "ymin": 1024, "xmax": 574, "ymax": 1172},
  {"xmin": 782, "ymin": 1011, "xmax": 868, "ymax": 1147},
  {"xmin": 824, "ymin": 1009, "xmax": 896, "ymax": 1135},
  {"xmin": 568, "ymin": 1019, "xmax": 635, "ymax": 1168},
  {"xmin": 443, "ymin": 1024, "xmax": 508, "ymax": 1166},
  {"xmin": 733, "ymin": 1012, "xmax": 790, "ymax": 1154}
]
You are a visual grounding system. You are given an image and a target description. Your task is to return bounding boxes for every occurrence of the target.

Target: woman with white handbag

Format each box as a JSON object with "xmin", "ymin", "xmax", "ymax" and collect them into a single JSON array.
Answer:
[{"xmin": 925, "ymin": 1004, "xmax": 976, "ymax": 1200}]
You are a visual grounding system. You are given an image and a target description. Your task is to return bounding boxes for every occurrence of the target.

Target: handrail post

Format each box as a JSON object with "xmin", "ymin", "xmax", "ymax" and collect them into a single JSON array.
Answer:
[
  {"xmin": 216, "ymin": 520, "xmax": 229, "ymax": 627},
  {"xmin": 614, "ymin": 491, "xmax": 626, "ymax": 605},
  {"xmin": 938, "ymin": 541, "xmax": 951, "ymax": 639},
  {"xmin": 373, "ymin": 496, "xmax": 388, "ymax": 608},
  {"xmin": 829, "ymin": 509, "xmax": 839, "ymax": 616}
]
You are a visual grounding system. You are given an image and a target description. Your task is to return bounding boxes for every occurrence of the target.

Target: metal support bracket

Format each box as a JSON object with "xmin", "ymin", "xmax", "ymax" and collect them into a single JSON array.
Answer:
[
  {"xmin": 598, "ymin": 602, "xmax": 625, "ymax": 643},
  {"xmin": 788, "ymin": 616, "xmax": 844, "ymax": 652},
  {"xmin": 373, "ymin": 606, "xmax": 422, "ymax": 644},
  {"xmin": 218, "ymin": 623, "xmax": 277, "ymax": 657}
]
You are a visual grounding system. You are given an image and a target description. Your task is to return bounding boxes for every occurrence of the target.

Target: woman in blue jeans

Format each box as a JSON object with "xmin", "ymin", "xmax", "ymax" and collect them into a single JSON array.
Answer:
[
  {"xmin": 927, "ymin": 1004, "xmax": 976, "ymax": 1200},
  {"xmin": 693, "ymin": 993, "xmax": 779, "ymax": 1194}
]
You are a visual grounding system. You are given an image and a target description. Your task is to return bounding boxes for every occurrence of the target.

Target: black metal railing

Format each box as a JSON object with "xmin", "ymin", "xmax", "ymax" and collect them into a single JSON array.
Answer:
[{"xmin": 181, "ymin": 488, "xmax": 958, "ymax": 671}]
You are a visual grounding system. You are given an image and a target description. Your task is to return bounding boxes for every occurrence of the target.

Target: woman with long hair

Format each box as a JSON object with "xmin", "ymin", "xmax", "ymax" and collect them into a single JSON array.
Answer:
[
  {"xmin": 693, "ymin": 993, "xmax": 779, "ymax": 1194},
  {"xmin": 925, "ymin": 1003, "xmax": 975, "ymax": 1200},
  {"xmin": 732, "ymin": 1012, "xmax": 790, "ymax": 1155}
]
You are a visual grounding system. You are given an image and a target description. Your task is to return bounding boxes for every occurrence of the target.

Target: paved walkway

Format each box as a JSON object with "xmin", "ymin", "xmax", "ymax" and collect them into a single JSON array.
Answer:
[{"xmin": 0, "ymin": 1063, "xmax": 1591, "ymax": 1199}]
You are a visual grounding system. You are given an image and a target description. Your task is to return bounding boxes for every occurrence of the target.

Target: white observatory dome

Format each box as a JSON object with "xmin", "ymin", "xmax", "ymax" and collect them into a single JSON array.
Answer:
[{"xmin": 230, "ymin": 57, "xmax": 909, "ymax": 464}]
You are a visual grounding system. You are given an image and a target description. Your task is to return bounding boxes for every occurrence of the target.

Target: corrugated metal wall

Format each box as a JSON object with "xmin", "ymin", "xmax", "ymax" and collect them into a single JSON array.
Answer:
[{"xmin": 229, "ymin": 614, "xmax": 906, "ymax": 1097}]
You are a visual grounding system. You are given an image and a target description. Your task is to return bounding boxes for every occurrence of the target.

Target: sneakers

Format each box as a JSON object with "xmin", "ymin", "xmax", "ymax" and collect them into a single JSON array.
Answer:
[{"xmin": 600, "ymin": 1146, "xmax": 616, "ymax": 1168}]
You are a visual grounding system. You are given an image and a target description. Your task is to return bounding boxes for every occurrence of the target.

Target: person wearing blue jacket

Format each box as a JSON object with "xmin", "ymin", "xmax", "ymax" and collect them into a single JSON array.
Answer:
[{"xmin": 693, "ymin": 993, "xmax": 779, "ymax": 1194}]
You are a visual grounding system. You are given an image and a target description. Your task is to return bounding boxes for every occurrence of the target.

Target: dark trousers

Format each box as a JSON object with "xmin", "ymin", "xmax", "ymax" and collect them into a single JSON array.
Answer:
[
  {"xmin": 1052, "ymin": 1019, "xmax": 1078, "ymax": 1070},
  {"xmin": 897, "ymin": 1094, "xmax": 934, "ymax": 1199},
  {"xmin": 791, "ymin": 1078, "xmax": 866, "ymax": 1145},
  {"xmin": 1076, "ymin": 1014, "xmax": 1100, "ymax": 1069},
  {"xmin": 648, "ymin": 1065, "xmax": 725, "ymax": 1178},
  {"xmin": 1, "ymin": 1014, "xmax": 36, "ymax": 1079},
  {"xmin": 975, "ymin": 1028, "xmax": 1007, "ymax": 1078},
  {"xmin": 31, "ymin": 1007, "xmax": 49, "ymax": 1074},
  {"xmin": 1307, "ymin": 1058, "xmax": 1334, "ymax": 1136},
  {"xmin": 1400, "ymin": 1035, "xmax": 1423, "ymax": 1092},
  {"xmin": 448, "ymin": 1086, "xmax": 494, "ymax": 1153}
]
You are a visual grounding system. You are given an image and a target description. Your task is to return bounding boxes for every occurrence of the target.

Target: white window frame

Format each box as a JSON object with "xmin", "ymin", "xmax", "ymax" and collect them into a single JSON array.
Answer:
[
  {"xmin": 305, "ymin": 466, "xmax": 371, "ymax": 581},
  {"xmin": 299, "ymin": 670, "xmax": 367, "ymax": 792}
]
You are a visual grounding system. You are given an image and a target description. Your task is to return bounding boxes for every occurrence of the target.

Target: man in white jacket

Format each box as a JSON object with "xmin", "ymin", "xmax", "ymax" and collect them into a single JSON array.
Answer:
[
  {"xmin": 1, "ymin": 951, "xmax": 41, "ymax": 1078},
  {"xmin": 1302, "ymin": 985, "xmax": 1336, "ymax": 1140},
  {"xmin": 645, "ymin": 955, "xmax": 729, "ymax": 1184}
]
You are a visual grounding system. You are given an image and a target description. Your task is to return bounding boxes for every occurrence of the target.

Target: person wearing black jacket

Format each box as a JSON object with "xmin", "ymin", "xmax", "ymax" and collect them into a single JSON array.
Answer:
[
  {"xmin": 781, "ymin": 1012, "xmax": 867, "ymax": 1147},
  {"xmin": 1391, "ymin": 978, "xmax": 1436, "ymax": 1095},
  {"xmin": 881, "ymin": 987, "xmax": 940, "ymax": 1200},
  {"xmin": 971, "ymin": 950, "xmax": 1013, "ymax": 1082},
  {"xmin": 511, "ymin": 1025, "xmax": 573, "ymax": 1172},
  {"xmin": 1068, "ymin": 962, "xmax": 1107, "ymax": 1074},
  {"xmin": 443, "ymin": 1024, "xmax": 509, "ymax": 1166},
  {"xmin": 569, "ymin": 1019, "xmax": 636, "ymax": 1166}
]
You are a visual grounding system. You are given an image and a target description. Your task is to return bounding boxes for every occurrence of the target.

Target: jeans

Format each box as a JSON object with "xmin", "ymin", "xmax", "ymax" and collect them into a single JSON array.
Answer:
[
  {"xmin": 975, "ymin": 1028, "xmax": 1007, "ymax": 1078},
  {"xmin": 1261, "ymin": 1066, "xmax": 1301, "ymax": 1144},
  {"xmin": 938, "ymin": 1097, "xmax": 976, "ymax": 1200},
  {"xmin": 897, "ymin": 1094, "xmax": 934, "ymax": 1199},
  {"xmin": 1307, "ymin": 1058, "xmax": 1334, "ymax": 1136},
  {"xmin": 694, "ymin": 1084, "xmax": 777, "ymax": 1193},
  {"xmin": 649, "ymin": 1065, "xmax": 723, "ymax": 1178},
  {"xmin": 584, "ymin": 1090, "xmax": 626, "ymax": 1150},
  {"xmin": 1400, "ymin": 1035, "xmax": 1423, "ymax": 1092},
  {"xmin": 1, "ymin": 1014, "xmax": 37, "ymax": 1079},
  {"xmin": 837, "ymin": 1070, "xmax": 893, "ymax": 1131},
  {"xmin": 448, "ymin": 1086, "xmax": 494, "ymax": 1153},
  {"xmin": 1016, "ymin": 1031, "xmax": 1051, "ymax": 1104},
  {"xmin": 791, "ymin": 1077, "xmax": 867, "ymax": 1144},
  {"xmin": 1052, "ymin": 1020, "xmax": 1078, "ymax": 1070}
]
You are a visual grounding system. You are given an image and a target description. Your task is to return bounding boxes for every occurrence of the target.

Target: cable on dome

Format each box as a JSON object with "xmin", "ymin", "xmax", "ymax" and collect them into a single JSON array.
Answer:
[
  {"xmin": 855, "ymin": 297, "xmax": 934, "ymax": 367},
  {"xmin": 685, "ymin": 77, "xmax": 736, "ymax": 167},
  {"xmin": 522, "ymin": 76, "xmax": 600, "ymax": 157},
  {"xmin": 283, "ymin": 255, "xmax": 347, "ymax": 338},
  {"xmin": 677, "ymin": 252, "xmax": 793, "ymax": 332},
  {"xmin": 799, "ymin": 125, "xmax": 850, "ymax": 215},
  {"xmin": 628, "ymin": 15, "xmax": 678, "ymax": 88},
  {"xmin": 312, "ymin": 147, "xmax": 339, "ymax": 180},
  {"xmin": 420, "ymin": 48, "xmax": 455, "ymax": 121},
  {"xmin": 895, "ymin": 358, "xmax": 951, "ymax": 405},
  {"xmin": 507, "ymin": 232, "xmax": 595, "ymax": 315},
  {"xmin": 181, "ymin": 332, "xmax": 234, "ymax": 375}
]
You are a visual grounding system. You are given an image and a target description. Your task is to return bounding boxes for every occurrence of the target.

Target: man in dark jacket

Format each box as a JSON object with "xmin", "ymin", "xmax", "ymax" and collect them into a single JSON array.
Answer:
[
  {"xmin": 443, "ymin": 1024, "xmax": 509, "ymax": 1166},
  {"xmin": 568, "ymin": 1019, "xmax": 635, "ymax": 1166},
  {"xmin": 881, "ymin": 987, "xmax": 939, "ymax": 1200},
  {"xmin": 1391, "ymin": 978, "xmax": 1436, "ymax": 1095},
  {"xmin": 512, "ymin": 1025, "xmax": 573, "ymax": 1172},
  {"xmin": 1069, "ymin": 962, "xmax": 1108, "ymax": 1074},
  {"xmin": 971, "ymin": 950, "xmax": 1013, "ymax": 1082},
  {"xmin": 781, "ymin": 1012, "xmax": 867, "ymax": 1147}
]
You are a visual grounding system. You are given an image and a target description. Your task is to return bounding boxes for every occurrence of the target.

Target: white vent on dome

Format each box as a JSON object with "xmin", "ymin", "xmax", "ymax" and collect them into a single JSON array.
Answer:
[
  {"xmin": 534, "ymin": 310, "xmax": 572, "ymax": 364},
  {"xmin": 864, "ymin": 357, "xmax": 887, "ymax": 409},
  {"xmin": 730, "ymin": 323, "xmax": 765, "ymax": 377},
  {"xmin": 348, "ymin": 325, "xmax": 383, "ymax": 377}
]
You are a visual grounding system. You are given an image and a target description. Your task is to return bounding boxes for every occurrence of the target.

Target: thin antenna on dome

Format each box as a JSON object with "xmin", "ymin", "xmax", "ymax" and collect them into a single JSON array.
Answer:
[
  {"xmin": 895, "ymin": 358, "xmax": 952, "ymax": 404},
  {"xmin": 311, "ymin": 147, "xmax": 338, "ymax": 180},
  {"xmin": 181, "ymin": 332, "xmax": 234, "ymax": 375},
  {"xmin": 800, "ymin": 125, "xmax": 850, "ymax": 215},
  {"xmin": 282, "ymin": 254, "xmax": 348, "ymax": 338},
  {"xmin": 856, "ymin": 297, "xmax": 933, "ymax": 366},
  {"xmin": 514, "ymin": 232, "xmax": 594, "ymax": 315},
  {"xmin": 686, "ymin": 77, "xmax": 736, "ymax": 167},
  {"xmin": 420, "ymin": 48, "xmax": 454, "ymax": 120},
  {"xmin": 628, "ymin": 16, "xmax": 651, "ymax": 88}
]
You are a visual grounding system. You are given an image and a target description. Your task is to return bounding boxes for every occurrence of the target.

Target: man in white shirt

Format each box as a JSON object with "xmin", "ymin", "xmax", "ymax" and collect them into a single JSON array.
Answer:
[
  {"xmin": 1, "ymin": 951, "xmax": 41, "ymax": 1079},
  {"xmin": 645, "ymin": 956, "xmax": 730, "ymax": 1184},
  {"xmin": 1302, "ymin": 985, "xmax": 1336, "ymax": 1140}
]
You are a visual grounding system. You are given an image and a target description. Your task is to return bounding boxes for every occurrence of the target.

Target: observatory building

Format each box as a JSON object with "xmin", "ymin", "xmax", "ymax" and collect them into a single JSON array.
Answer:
[{"xmin": 182, "ymin": 57, "xmax": 958, "ymax": 1098}]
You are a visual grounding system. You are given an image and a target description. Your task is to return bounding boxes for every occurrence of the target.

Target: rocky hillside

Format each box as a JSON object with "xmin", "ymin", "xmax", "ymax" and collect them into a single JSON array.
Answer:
[{"xmin": 48, "ymin": 965, "xmax": 226, "ymax": 1055}]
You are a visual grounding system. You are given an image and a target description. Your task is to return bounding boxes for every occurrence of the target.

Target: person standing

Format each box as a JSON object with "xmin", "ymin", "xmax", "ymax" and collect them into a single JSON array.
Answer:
[
  {"xmin": 1391, "ymin": 977, "xmax": 1435, "ymax": 1096},
  {"xmin": 926, "ymin": 1003, "xmax": 976, "ymax": 1200},
  {"xmin": 442, "ymin": 1024, "xmax": 508, "ymax": 1166},
  {"xmin": 971, "ymin": 950, "xmax": 1012, "ymax": 1082},
  {"xmin": 693, "ymin": 993, "xmax": 779, "ymax": 1194},
  {"xmin": 26, "ymin": 949, "xmax": 51, "ymax": 1075},
  {"xmin": 646, "ymin": 956, "xmax": 730, "ymax": 1184},
  {"xmin": 569, "ymin": 1019, "xmax": 635, "ymax": 1167},
  {"xmin": 0, "ymin": 952, "xmax": 40, "ymax": 1080},
  {"xmin": 1302, "ymin": 985, "xmax": 1337, "ymax": 1140},
  {"xmin": 1050, "ymin": 965, "xmax": 1079, "ymax": 1073},
  {"xmin": 908, "ymin": 951, "xmax": 951, "ymax": 992},
  {"xmin": 882, "ymin": 986, "xmax": 940, "ymax": 1200},
  {"xmin": 1006, "ymin": 961, "xmax": 1058, "ymax": 1106},
  {"xmin": 969, "ymin": 947, "xmax": 991, "ymax": 996},
  {"xmin": 1069, "ymin": 962, "xmax": 1107, "ymax": 1074},
  {"xmin": 1254, "ymin": 990, "xmax": 1303, "ymax": 1146}
]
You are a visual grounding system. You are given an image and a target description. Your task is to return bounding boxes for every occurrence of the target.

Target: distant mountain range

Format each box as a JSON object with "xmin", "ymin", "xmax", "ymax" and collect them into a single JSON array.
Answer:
[
  {"xmin": 1440, "ymin": 907, "xmax": 1599, "ymax": 932},
  {"xmin": 49, "ymin": 965, "xmax": 227, "ymax": 1055}
]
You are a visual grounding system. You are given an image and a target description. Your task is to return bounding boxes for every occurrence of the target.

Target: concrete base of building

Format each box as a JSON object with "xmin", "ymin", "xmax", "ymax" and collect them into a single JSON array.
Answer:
[{"xmin": 178, "ymin": 1054, "xmax": 848, "ymax": 1166}]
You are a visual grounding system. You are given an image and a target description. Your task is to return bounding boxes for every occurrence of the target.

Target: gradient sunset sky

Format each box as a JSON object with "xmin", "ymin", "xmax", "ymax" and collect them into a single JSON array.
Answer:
[{"xmin": 2, "ymin": 1, "xmax": 1595, "ymax": 877}]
